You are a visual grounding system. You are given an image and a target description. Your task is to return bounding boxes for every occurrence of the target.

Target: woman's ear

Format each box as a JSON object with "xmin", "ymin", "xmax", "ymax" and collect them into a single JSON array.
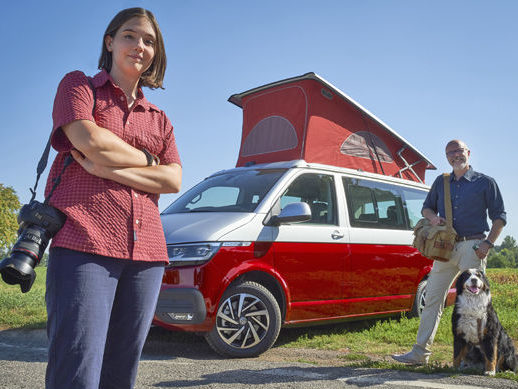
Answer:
[{"xmin": 105, "ymin": 35, "xmax": 113, "ymax": 52}]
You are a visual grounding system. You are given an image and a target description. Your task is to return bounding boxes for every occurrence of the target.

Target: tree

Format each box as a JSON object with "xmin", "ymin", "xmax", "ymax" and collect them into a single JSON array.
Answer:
[
  {"xmin": 487, "ymin": 252, "xmax": 512, "ymax": 268},
  {"xmin": 487, "ymin": 235, "xmax": 518, "ymax": 268},
  {"xmin": 0, "ymin": 184, "xmax": 21, "ymax": 255},
  {"xmin": 499, "ymin": 235, "xmax": 517, "ymax": 251}
]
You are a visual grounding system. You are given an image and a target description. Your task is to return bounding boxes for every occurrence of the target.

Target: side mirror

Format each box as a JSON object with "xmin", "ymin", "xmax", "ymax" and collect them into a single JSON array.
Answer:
[{"xmin": 269, "ymin": 202, "xmax": 311, "ymax": 226}]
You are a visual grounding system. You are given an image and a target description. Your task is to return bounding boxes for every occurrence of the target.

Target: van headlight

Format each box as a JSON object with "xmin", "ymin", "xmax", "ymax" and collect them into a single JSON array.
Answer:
[{"xmin": 167, "ymin": 243, "xmax": 221, "ymax": 267}]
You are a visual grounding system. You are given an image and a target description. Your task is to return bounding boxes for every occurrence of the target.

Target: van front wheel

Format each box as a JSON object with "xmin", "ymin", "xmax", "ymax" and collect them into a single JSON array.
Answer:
[{"xmin": 205, "ymin": 281, "xmax": 281, "ymax": 358}]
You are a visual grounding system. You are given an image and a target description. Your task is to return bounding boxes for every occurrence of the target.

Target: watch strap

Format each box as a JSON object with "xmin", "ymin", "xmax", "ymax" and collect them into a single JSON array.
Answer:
[
  {"xmin": 484, "ymin": 239, "xmax": 494, "ymax": 248},
  {"xmin": 141, "ymin": 148, "xmax": 154, "ymax": 166}
]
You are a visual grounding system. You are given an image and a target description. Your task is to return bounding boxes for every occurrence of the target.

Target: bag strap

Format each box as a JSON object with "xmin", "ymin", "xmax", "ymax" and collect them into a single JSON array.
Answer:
[
  {"xmin": 31, "ymin": 77, "xmax": 96, "ymax": 203},
  {"xmin": 443, "ymin": 173, "xmax": 453, "ymax": 228}
]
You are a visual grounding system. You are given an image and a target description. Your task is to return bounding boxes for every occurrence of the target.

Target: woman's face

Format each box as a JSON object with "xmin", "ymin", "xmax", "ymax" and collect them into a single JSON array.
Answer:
[{"xmin": 105, "ymin": 16, "xmax": 156, "ymax": 81}]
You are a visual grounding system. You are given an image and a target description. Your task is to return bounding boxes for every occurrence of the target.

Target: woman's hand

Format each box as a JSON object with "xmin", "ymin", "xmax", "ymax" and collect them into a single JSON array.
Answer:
[
  {"xmin": 71, "ymin": 149, "xmax": 181, "ymax": 194},
  {"xmin": 71, "ymin": 149, "xmax": 109, "ymax": 178}
]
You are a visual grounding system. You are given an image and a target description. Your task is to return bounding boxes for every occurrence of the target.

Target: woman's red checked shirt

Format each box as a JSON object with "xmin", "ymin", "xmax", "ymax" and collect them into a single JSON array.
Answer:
[{"xmin": 45, "ymin": 70, "xmax": 180, "ymax": 262}]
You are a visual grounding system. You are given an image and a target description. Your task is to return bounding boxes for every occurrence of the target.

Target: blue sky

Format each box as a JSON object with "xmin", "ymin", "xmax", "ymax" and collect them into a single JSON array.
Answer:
[{"xmin": 1, "ymin": 1, "xmax": 516, "ymax": 243}]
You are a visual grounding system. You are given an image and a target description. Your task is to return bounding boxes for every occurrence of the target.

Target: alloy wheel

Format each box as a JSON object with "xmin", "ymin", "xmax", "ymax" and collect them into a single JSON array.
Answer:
[{"xmin": 215, "ymin": 292, "xmax": 270, "ymax": 349}]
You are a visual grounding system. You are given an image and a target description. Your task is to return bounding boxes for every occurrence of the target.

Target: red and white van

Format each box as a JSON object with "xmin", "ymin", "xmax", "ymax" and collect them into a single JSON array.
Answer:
[{"xmin": 153, "ymin": 73, "xmax": 456, "ymax": 357}]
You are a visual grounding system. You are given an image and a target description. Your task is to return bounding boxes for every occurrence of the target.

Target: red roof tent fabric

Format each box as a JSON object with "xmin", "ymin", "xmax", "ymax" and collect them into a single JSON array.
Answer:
[{"xmin": 228, "ymin": 72, "xmax": 436, "ymax": 183}]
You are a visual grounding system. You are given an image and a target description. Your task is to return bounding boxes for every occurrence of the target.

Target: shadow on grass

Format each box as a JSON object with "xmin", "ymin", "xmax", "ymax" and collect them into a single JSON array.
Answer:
[{"xmin": 20, "ymin": 321, "xmax": 47, "ymax": 330}]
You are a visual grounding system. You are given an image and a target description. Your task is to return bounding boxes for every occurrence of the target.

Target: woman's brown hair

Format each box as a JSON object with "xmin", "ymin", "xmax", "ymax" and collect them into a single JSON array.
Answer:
[{"xmin": 98, "ymin": 8, "xmax": 166, "ymax": 89}]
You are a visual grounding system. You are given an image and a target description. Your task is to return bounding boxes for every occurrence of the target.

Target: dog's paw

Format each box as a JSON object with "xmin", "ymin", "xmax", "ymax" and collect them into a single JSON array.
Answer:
[{"xmin": 484, "ymin": 370, "xmax": 496, "ymax": 376}]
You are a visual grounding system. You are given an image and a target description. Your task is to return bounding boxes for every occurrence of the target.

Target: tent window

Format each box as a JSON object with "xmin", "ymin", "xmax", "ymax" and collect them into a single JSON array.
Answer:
[
  {"xmin": 340, "ymin": 131, "xmax": 393, "ymax": 162},
  {"xmin": 241, "ymin": 116, "xmax": 298, "ymax": 157}
]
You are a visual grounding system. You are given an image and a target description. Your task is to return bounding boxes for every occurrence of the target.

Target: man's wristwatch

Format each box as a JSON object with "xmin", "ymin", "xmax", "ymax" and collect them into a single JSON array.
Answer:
[{"xmin": 484, "ymin": 239, "xmax": 494, "ymax": 248}]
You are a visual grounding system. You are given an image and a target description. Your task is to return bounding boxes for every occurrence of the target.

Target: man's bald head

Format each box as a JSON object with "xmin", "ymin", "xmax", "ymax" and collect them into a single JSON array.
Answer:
[{"xmin": 445, "ymin": 139, "xmax": 468, "ymax": 152}]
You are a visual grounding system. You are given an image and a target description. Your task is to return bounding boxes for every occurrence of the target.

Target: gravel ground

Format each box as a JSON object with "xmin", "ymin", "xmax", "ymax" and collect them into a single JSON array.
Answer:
[{"xmin": 1, "ymin": 328, "xmax": 518, "ymax": 389}]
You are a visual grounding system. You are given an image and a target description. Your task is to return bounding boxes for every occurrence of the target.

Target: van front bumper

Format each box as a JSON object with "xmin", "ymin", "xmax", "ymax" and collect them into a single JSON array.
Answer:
[{"xmin": 154, "ymin": 287, "xmax": 206, "ymax": 325}]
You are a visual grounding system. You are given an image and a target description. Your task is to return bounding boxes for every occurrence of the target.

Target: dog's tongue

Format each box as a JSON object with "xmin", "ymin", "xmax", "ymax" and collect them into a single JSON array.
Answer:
[{"xmin": 469, "ymin": 286, "xmax": 480, "ymax": 294}]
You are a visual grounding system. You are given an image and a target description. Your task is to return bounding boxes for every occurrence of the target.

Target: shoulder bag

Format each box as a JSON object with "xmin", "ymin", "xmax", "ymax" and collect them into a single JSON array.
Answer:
[{"xmin": 412, "ymin": 173, "xmax": 457, "ymax": 262}]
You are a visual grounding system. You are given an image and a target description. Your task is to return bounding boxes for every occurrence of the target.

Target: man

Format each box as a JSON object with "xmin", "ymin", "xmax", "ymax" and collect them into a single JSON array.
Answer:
[{"xmin": 392, "ymin": 139, "xmax": 506, "ymax": 364}]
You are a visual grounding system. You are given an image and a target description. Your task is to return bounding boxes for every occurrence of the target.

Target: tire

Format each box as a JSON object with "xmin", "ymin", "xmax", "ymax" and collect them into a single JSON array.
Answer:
[
  {"xmin": 410, "ymin": 278, "xmax": 427, "ymax": 318},
  {"xmin": 205, "ymin": 281, "xmax": 282, "ymax": 358}
]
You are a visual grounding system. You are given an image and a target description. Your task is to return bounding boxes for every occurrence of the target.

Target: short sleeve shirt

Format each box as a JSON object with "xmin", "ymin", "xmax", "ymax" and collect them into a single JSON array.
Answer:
[
  {"xmin": 422, "ymin": 167, "xmax": 506, "ymax": 237},
  {"xmin": 45, "ymin": 70, "xmax": 181, "ymax": 262}
]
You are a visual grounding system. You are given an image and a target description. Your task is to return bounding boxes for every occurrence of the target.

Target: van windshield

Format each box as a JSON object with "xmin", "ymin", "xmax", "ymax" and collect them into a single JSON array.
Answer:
[{"xmin": 162, "ymin": 169, "xmax": 286, "ymax": 214}]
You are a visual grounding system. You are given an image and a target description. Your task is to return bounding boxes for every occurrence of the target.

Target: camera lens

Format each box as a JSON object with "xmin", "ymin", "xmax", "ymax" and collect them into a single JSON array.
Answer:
[
  {"xmin": 0, "ymin": 201, "xmax": 66, "ymax": 293},
  {"xmin": 0, "ymin": 225, "xmax": 50, "ymax": 293},
  {"xmin": 0, "ymin": 251, "xmax": 37, "ymax": 293}
]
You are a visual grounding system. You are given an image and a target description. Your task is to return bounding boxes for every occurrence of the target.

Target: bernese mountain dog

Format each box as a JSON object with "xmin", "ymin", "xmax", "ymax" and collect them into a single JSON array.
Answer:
[{"xmin": 452, "ymin": 268, "xmax": 517, "ymax": 375}]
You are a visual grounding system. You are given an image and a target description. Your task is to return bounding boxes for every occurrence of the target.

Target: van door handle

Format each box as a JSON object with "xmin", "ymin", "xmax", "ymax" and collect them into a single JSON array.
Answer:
[{"xmin": 331, "ymin": 230, "xmax": 344, "ymax": 240}]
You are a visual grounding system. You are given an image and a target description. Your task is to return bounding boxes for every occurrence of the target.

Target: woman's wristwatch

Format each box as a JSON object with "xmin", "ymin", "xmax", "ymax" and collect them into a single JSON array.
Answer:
[
  {"xmin": 141, "ymin": 148, "xmax": 160, "ymax": 166},
  {"xmin": 141, "ymin": 148, "xmax": 154, "ymax": 166}
]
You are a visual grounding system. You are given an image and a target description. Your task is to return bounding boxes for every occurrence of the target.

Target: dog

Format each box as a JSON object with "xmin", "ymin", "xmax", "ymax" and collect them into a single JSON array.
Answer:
[{"xmin": 452, "ymin": 269, "xmax": 517, "ymax": 375}]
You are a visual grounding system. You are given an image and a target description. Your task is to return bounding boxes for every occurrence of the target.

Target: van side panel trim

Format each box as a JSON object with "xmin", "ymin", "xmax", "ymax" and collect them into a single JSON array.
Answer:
[{"xmin": 287, "ymin": 294, "xmax": 412, "ymax": 322}]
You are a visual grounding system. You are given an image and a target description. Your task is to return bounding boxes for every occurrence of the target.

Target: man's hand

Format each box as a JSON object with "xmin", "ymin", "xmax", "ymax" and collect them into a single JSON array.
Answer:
[
  {"xmin": 474, "ymin": 241, "xmax": 491, "ymax": 259},
  {"xmin": 429, "ymin": 215, "xmax": 446, "ymax": 226},
  {"xmin": 422, "ymin": 208, "xmax": 446, "ymax": 226}
]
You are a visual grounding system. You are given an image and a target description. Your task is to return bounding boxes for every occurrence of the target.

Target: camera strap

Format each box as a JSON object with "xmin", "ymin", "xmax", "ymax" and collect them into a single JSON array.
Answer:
[{"xmin": 31, "ymin": 77, "xmax": 96, "ymax": 204}]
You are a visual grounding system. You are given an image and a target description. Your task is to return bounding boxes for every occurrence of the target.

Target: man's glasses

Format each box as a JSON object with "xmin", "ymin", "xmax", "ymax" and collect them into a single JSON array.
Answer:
[{"xmin": 446, "ymin": 148, "xmax": 466, "ymax": 156}]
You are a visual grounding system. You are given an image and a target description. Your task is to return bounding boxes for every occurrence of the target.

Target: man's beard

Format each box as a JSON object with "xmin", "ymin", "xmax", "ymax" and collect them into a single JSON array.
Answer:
[{"xmin": 452, "ymin": 159, "xmax": 468, "ymax": 171}]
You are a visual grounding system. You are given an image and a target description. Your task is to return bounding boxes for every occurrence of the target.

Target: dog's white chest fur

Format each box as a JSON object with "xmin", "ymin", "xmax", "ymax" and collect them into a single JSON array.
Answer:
[{"xmin": 455, "ymin": 292, "xmax": 491, "ymax": 344}]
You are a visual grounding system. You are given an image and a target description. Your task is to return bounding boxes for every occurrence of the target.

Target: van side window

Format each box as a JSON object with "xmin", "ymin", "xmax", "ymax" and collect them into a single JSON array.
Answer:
[
  {"xmin": 402, "ymin": 188, "xmax": 428, "ymax": 229},
  {"xmin": 343, "ymin": 177, "xmax": 426, "ymax": 230},
  {"xmin": 280, "ymin": 173, "xmax": 337, "ymax": 225}
]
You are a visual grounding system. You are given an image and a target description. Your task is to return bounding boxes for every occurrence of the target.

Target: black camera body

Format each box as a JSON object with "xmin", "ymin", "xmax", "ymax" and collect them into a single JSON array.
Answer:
[{"xmin": 0, "ymin": 200, "xmax": 66, "ymax": 293}]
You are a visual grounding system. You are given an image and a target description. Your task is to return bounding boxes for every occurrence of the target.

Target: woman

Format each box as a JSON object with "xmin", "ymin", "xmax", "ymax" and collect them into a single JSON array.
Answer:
[{"xmin": 44, "ymin": 8, "xmax": 181, "ymax": 389}]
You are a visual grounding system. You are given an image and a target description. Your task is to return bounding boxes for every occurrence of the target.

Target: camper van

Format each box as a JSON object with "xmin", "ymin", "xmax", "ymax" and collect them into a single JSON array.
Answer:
[{"xmin": 153, "ymin": 73, "xmax": 455, "ymax": 358}]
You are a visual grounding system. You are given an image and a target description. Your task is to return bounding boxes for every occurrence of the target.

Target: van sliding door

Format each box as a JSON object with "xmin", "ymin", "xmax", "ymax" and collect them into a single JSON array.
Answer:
[{"xmin": 342, "ymin": 177, "xmax": 430, "ymax": 315}]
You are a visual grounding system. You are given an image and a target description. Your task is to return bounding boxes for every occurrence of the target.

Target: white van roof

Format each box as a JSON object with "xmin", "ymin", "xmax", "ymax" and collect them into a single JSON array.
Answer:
[{"xmin": 209, "ymin": 159, "xmax": 430, "ymax": 190}]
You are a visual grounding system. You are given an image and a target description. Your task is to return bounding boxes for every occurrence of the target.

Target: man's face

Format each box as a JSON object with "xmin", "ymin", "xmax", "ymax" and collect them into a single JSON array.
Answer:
[{"xmin": 445, "ymin": 142, "xmax": 470, "ymax": 171}]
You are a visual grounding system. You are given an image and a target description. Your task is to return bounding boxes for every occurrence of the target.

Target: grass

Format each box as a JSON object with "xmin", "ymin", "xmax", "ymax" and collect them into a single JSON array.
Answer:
[
  {"xmin": 1, "ymin": 267, "xmax": 517, "ymax": 381},
  {"xmin": 0, "ymin": 266, "xmax": 47, "ymax": 329}
]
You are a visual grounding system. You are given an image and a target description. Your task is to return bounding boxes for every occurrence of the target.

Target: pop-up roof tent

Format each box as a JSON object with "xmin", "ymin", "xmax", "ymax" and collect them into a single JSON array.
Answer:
[{"xmin": 228, "ymin": 72, "xmax": 436, "ymax": 183}]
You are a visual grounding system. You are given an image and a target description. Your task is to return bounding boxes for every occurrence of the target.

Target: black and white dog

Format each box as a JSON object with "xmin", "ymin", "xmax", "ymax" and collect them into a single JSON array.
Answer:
[{"xmin": 452, "ymin": 269, "xmax": 517, "ymax": 375}]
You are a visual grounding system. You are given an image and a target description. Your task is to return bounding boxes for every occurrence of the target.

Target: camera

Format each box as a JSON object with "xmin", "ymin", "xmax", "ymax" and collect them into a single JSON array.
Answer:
[{"xmin": 0, "ymin": 201, "xmax": 66, "ymax": 293}]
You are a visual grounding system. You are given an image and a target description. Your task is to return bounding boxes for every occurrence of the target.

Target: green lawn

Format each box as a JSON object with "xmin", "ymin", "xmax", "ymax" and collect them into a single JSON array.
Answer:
[{"xmin": 0, "ymin": 266, "xmax": 47, "ymax": 329}]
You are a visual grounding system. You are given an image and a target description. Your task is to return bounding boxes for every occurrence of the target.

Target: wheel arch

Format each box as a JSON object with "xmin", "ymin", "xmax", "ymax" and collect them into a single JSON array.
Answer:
[
  {"xmin": 416, "ymin": 264, "xmax": 432, "ymax": 287},
  {"xmin": 228, "ymin": 270, "xmax": 288, "ymax": 323}
]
